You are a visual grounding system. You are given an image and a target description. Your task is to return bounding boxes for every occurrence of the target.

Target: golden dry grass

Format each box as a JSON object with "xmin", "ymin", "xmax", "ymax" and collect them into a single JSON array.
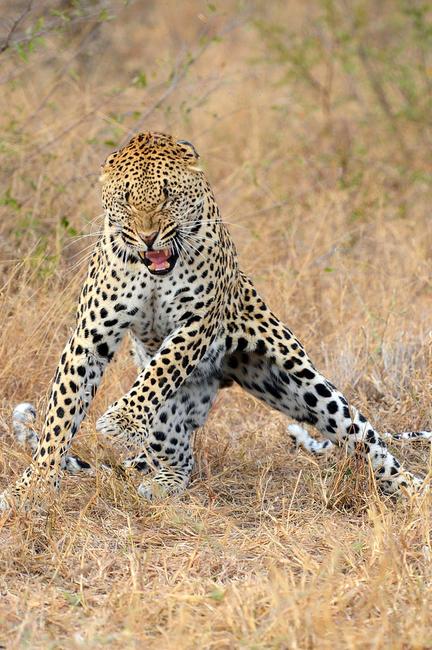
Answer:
[{"xmin": 0, "ymin": 1, "xmax": 432, "ymax": 648}]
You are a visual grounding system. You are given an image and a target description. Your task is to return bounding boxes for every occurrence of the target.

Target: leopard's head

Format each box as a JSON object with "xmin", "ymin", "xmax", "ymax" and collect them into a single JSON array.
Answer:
[{"xmin": 100, "ymin": 131, "xmax": 211, "ymax": 275}]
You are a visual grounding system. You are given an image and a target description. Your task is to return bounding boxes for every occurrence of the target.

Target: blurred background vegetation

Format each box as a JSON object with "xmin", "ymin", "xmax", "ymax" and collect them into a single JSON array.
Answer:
[
  {"xmin": 1, "ymin": 0, "xmax": 431, "ymax": 413},
  {"xmin": 0, "ymin": 0, "xmax": 431, "ymax": 409},
  {"xmin": 1, "ymin": 0, "xmax": 430, "ymax": 269}
]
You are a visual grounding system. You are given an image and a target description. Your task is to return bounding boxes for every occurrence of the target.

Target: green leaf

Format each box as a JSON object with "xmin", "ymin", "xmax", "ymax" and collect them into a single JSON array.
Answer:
[
  {"xmin": 0, "ymin": 189, "xmax": 21, "ymax": 210},
  {"xmin": 209, "ymin": 588, "xmax": 224, "ymax": 602},
  {"xmin": 99, "ymin": 8, "xmax": 115, "ymax": 22},
  {"xmin": 132, "ymin": 72, "xmax": 147, "ymax": 88},
  {"xmin": 62, "ymin": 591, "xmax": 83, "ymax": 607},
  {"xmin": 32, "ymin": 16, "xmax": 45, "ymax": 34},
  {"xmin": 15, "ymin": 43, "xmax": 29, "ymax": 63},
  {"xmin": 60, "ymin": 216, "xmax": 78, "ymax": 237}
]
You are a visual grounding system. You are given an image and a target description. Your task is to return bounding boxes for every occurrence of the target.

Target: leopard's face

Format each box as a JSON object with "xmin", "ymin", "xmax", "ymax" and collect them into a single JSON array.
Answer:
[{"xmin": 100, "ymin": 132, "xmax": 208, "ymax": 275}]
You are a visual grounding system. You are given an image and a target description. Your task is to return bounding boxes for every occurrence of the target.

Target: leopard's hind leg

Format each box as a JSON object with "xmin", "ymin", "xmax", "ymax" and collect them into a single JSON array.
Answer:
[
  {"xmin": 113, "ymin": 374, "xmax": 220, "ymax": 499},
  {"xmin": 223, "ymin": 293, "xmax": 427, "ymax": 494}
]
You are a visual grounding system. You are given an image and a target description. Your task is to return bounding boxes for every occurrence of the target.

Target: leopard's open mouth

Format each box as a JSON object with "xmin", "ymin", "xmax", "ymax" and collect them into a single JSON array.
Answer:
[{"xmin": 139, "ymin": 247, "xmax": 179, "ymax": 275}]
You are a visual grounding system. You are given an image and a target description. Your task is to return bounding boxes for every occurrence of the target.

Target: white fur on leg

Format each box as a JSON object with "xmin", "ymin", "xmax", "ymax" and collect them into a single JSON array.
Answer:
[
  {"xmin": 12, "ymin": 402, "xmax": 94, "ymax": 475},
  {"xmin": 12, "ymin": 402, "xmax": 38, "ymax": 452},
  {"xmin": 288, "ymin": 424, "xmax": 335, "ymax": 455}
]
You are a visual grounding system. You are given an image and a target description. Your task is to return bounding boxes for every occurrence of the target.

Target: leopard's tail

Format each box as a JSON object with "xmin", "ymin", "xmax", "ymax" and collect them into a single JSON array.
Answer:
[
  {"xmin": 383, "ymin": 430, "xmax": 432, "ymax": 441},
  {"xmin": 12, "ymin": 402, "xmax": 93, "ymax": 475},
  {"xmin": 288, "ymin": 423, "xmax": 432, "ymax": 455}
]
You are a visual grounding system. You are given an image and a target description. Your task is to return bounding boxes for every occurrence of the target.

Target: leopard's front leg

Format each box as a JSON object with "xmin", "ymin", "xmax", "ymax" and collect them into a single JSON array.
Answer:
[
  {"xmin": 0, "ymin": 258, "xmax": 133, "ymax": 509},
  {"xmin": 0, "ymin": 331, "xmax": 124, "ymax": 509},
  {"xmin": 96, "ymin": 315, "xmax": 217, "ymax": 475},
  {"xmin": 96, "ymin": 314, "xmax": 216, "ymax": 441}
]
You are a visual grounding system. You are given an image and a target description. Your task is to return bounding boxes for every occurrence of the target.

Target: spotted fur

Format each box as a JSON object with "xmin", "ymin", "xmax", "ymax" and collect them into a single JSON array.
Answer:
[{"xmin": 1, "ymin": 131, "xmax": 429, "ymax": 509}]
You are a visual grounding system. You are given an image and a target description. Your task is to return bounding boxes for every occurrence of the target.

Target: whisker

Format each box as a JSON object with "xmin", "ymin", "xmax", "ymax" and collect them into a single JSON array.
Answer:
[
  {"xmin": 62, "ymin": 232, "xmax": 105, "ymax": 251},
  {"xmin": 181, "ymin": 236, "xmax": 215, "ymax": 252},
  {"xmin": 67, "ymin": 251, "xmax": 94, "ymax": 273},
  {"xmin": 180, "ymin": 219, "xmax": 248, "ymax": 230},
  {"xmin": 176, "ymin": 238, "xmax": 192, "ymax": 263},
  {"xmin": 180, "ymin": 237, "xmax": 206, "ymax": 262},
  {"xmin": 173, "ymin": 239, "xmax": 184, "ymax": 264},
  {"xmin": 85, "ymin": 211, "xmax": 105, "ymax": 225},
  {"xmin": 67, "ymin": 241, "xmax": 99, "ymax": 261},
  {"xmin": 172, "ymin": 239, "xmax": 184, "ymax": 265},
  {"xmin": 180, "ymin": 232, "xmax": 218, "ymax": 246}
]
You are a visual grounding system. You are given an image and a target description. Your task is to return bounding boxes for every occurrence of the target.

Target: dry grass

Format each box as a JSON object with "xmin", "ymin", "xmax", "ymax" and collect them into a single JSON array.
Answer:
[{"xmin": 0, "ymin": 1, "xmax": 432, "ymax": 648}]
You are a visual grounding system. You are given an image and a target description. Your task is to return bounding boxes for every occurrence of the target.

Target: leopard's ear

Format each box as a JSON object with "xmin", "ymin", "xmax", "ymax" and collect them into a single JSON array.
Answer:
[
  {"xmin": 177, "ymin": 139, "xmax": 199, "ymax": 160},
  {"xmin": 99, "ymin": 149, "xmax": 121, "ymax": 183},
  {"xmin": 176, "ymin": 139, "xmax": 202, "ymax": 171},
  {"xmin": 99, "ymin": 169, "xmax": 109, "ymax": 184}
]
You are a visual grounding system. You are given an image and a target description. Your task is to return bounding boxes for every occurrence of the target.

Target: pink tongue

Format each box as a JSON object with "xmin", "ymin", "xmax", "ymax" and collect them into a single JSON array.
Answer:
[{"xmin": 145, "ymin": 250, "xmax": 170, "ymax": 271}]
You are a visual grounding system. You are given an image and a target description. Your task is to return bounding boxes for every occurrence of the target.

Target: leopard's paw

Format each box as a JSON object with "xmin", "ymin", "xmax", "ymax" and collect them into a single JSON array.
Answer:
[
  {"xmin": 137, "ymin": 470, "xmax": 189, "ymax": 501},
  {"xmin": 137, "ymin": 479, "xmax": 172, "ymax": 501},
  {"xmin": 380, "ymin": 471, "xmax": 425, "ymax": 496},
  {"xmin": 137, "ymin": 479, "xmax": 159, "ymax": 501},
  {"xmin": 96, "ymin": 403, "xmax": 145, "ymax": 449}
]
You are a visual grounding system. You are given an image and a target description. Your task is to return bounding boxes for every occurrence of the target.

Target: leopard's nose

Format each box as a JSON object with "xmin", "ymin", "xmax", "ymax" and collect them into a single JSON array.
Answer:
[{"xmin": 140, "ymin": 231, "xmax": 158, "ymax": 247}]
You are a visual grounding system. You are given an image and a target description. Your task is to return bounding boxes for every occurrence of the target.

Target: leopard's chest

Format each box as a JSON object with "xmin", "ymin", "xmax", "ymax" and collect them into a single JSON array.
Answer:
[{"xmin": 130, "ymin": 274, "xmax": 202, "ymax": 347}]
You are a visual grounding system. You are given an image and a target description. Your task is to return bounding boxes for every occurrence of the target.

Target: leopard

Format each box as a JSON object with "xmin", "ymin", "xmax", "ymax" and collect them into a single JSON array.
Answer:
[{"xmin": 1, "ymin": 130, "xmax": 430, "ymax": 510}]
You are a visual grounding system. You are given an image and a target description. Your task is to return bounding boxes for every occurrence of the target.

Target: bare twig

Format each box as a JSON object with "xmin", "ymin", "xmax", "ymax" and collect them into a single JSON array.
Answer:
[
  {"xmin": 0, "ymin": 0, "xmax": 34, "ymax": 54},
  {"xmin": 0, "ymin": 1, "xmax": 109, "ymax": 59}
]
